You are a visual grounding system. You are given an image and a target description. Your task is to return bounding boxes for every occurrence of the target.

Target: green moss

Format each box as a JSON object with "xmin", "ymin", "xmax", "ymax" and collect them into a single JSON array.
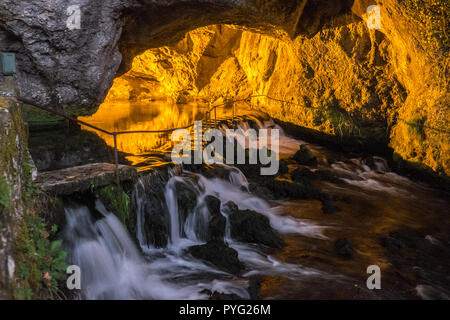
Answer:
[
  {"xmin": 0, "ymin": 176, "xmax": 10, "ymax": 209},
  {"xmin": 313, "ymin": 93, "xmax": 362, "ymax": 139},
  {"xmin": 21, "ymin": 104, "xmax": 65, "ymax": 126},
  {"xmin": 97, "ymin": 185, "xmax": 131, "ymax": 228}
]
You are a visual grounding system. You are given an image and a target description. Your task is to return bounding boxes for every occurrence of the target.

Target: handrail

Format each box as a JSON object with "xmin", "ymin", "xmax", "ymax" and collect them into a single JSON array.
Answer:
[
  {"xmin": 18, "ymin": 94, "xmax": 449, "ymax": 137},
  {"xmin": 17, "ymin": 97, "xmax": 115, "ymax": 136}
]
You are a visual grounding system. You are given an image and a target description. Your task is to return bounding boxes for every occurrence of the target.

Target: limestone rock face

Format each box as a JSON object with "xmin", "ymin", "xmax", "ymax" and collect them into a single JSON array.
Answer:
[
  {"xmin": 0, "ymin": 97, "xmax": 35, "ymax": 298},
  {"xmin": 0, "ymin": 0, "xmax": 448, "ymax": 175}
]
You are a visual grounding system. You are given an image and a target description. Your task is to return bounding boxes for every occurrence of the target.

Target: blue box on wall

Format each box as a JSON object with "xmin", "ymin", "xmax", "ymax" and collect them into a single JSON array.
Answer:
[{"xmin": 1, "ymin": 52, "xmax": 16, "ymax": 75}]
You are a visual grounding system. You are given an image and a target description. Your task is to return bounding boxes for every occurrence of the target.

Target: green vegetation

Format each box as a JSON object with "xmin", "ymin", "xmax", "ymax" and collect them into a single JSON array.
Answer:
[
  {"xmin": 15, "ymin": 174, "xmax": 68, "ymax": 299},
  {"xmin": 0, "ymin": 176, "xmax": 10, "ymax": 209},
  {"xmin": 97, "ymin": 185, "xmax": 131, "ymax": 228},
  {"xmin": 15, "ymin": 212, "xmax": 68, "ymax": 300},
  {"xmin": 21, "ymin": 104, "xmax": 66, "ymax": 128},
  {"xmin": 313, "ymin": 91, "xmax": 363, "ymax": 139}
]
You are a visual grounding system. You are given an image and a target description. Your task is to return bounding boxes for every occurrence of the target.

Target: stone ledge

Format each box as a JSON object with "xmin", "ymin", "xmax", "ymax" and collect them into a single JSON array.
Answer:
[{"xmin": 35, "ymin": 163, "xmax": 138, "ymax": 195}]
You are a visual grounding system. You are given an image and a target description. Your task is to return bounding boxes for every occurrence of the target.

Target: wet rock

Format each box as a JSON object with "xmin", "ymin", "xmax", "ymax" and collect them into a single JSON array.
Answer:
[
  {"xmin": 247, "ymin": 276, "xmax": 261, "ymax": 299},
  {"xmin": 226, "ymin": 201, "xmax": 286, "ymax": 249},
  {"xmin": 204, "ymin": 195, "xmax": 226, "ymax": 241},
  {"xmin": 267, "ymin": 178, "xmax": 317, "ymax": 199},
  {"xmin": 143, "ymin": 198, "xmax": 169, "ymax": 248},
  {"xmin": 188, "ymin": 240, "xmax": 244, "ymax": 275},
  {"xmin": 175, "ymin": 180, "xmax": 197, "ymax": 224},
  {"xmin": 334, "ymin": 238, "xmax": 354, "ymax": 257},
  {"xmin": 327, "ymin": 157, "xmax": 337, "ymax": 165},
  {"xmin": 291, "ymin": 167, "xmax": 344, "ymax": 185},
  {"xmin": 321, "ymin": 200, "xmax": 341, "ymax": 214},
  {"xmin": 200, "ymin": 289, "xmax": 243, "ymax": 300},
  {"xmin": 381, "ymin": 231, "xmax": 418, "ymax": 250},
  {"xmin": 210, "ymin": 291, "xmax": 244, "ymax": 300},
  {"xmin": 248, "ymin": 183, "xmax": 274, "ymax": 199},
  {"xmin": 223, "ymin": 201, "xmax": 239, "ymax": 215},
  {"xmin": 363, "ymin": 156, "xmax": 376, "ymax": 169},
  {"xmin": 320, "ymin": 194, "xmax": 341, "ymax": 214},
  {"xmin": 293, "ymin": 145, "xmax": 317, "ymax": 166},
  {"xmin": 35, "ymin": 163, "xmax": 138, "ymax": 196},
  {"xmin": 279, "ymin": 159, "xmax": 289, "ymax": 174},
  {"xmin": 291, "ymin": 167, "xmax": 314, "ymax": 183}
]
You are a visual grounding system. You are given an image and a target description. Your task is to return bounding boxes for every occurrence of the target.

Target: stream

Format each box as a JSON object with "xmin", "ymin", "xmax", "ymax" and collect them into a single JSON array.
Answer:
[{"xmin": 49, "ymin": 101, "xmax": 450, "ymax": 300}]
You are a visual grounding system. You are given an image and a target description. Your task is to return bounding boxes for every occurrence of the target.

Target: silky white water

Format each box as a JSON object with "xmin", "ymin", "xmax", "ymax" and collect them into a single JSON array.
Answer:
[{"xmin": 61, "ymin": 119, "xmax": 450, "ymax": 300}]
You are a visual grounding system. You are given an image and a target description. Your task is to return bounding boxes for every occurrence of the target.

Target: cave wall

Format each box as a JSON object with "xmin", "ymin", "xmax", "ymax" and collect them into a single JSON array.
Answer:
[
  {"xmin": 107, "ymin": 1, "xmax": 449, "ymax": 176},
  {"xmin": 0, "ymin": 0, "xmax": 448, "ymax": 175}
]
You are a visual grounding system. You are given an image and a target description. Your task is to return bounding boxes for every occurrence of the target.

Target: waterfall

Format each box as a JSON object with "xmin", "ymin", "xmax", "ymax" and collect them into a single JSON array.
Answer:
[
  {"xmin": 165, "ymin": 177, "xmax": 182, "ymax": 248},
  {"xmin": 62, "ymin": 200, "xmax": 210, "ymax": 299}
]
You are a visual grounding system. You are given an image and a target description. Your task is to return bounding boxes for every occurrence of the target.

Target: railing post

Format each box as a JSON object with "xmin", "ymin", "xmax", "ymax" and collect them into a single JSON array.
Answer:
[
  {"xmin": 214, "ymin": 106, "xmax": 217, "ymax": 128},
  {"xmin": 232, "ymin": 102, "xmax": 235, "ymax": 128},
  {"xmin": 113, "ymin": 132, "xmax": 120, "ymax": 187}
]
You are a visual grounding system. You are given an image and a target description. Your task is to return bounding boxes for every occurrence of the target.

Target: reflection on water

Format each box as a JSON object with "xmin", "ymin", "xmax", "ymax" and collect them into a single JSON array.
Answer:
[
  {"xmin": 72, "ymin": 102, "xmax": 450, "ymax": 299},
  {"xmin": 78, "ymin": 100, "xmax": 256, "ymax": 169}
]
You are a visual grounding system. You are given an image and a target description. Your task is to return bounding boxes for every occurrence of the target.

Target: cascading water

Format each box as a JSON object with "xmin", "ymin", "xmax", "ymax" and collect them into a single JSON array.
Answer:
[
  {"xmin": 60, "ymin": 117, "xmax": 450, "ymax": 300},
  {"xmin": 62, "ymin": 162, "xmax": 331, "ymax": 299}
]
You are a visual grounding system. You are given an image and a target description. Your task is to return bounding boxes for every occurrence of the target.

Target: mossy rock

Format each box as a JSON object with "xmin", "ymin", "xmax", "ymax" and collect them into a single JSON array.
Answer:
[
  {"xmin": 96, "ymin": 185, "xmax": 131, "ymax": 228},
  {"xmin": 0, "ymin": 176, "xmax": 10, "ymax": 209}
]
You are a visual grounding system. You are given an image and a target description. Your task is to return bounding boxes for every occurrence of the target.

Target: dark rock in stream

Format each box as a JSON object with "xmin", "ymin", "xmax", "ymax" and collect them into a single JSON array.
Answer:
[
  {"xmin": 200, "ymin": 289, "xmax": 243, "ymax": 300},
  {"xmin": 204, "ymin": 195, "xmax": 226, "ymax": 241},
  {"xmin": 380, "ymin": 231, "xmax": 419, "ymax": 250},
  {"xmin": 292, "ymin": 167, "xmax": 345, "ymax": 185},
  {"xmin": 187, "ymin": 240, "xmax": 244, "ymax": 275},
  {"xmin": 293, "ymin": 144, "xmax": 317, "ymax": 166},
  {"xmin": 225, "ymin": 201, "xmax": 286, "ymax": 249},
  {"xmin": 174, "ymin": 180, "xmax": 197, "ymax": 225},
  {"xmin": 279, "ymin": 159, "xmax": 289, "ymax": 174},
  {"xmin": 334, "ymin": 238, "xmax": 354, "ymax": 257},
  {"xmin": 321, "ymin": 200, "xmax": 341, "ymax": 214},
  {"xmin": 248, "ymin": 183, "xmax": 274, "ymax": 199},
  {"xmin": 144, "ymin": 197, "xmax": 169, "ymax": 248},
  {"xmin": 268, "ymin": 179, "xmax": 318, "ymax": 199},
  {"xmin": 247, "ymin": 276, "xmax": 261, "ymax": 299}
]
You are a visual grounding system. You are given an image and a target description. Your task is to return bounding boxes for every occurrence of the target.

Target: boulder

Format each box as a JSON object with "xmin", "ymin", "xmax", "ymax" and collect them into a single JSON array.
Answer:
[
  {"xmin": 334, "ymin": 238, "xmax": 354, "ymax": 257},
  {"xmin": 226, "ymin": 201, "xmax": 285, "ymax": 249},
  {"xmin": 321, "ymin": 200, "xmax": 341, "ymax": 214},
  {"xmin": 204, "ymin": 195, "xmax": 226, "ymax": 241},
  {"xmin": 143, "ymin": 198, "xmax": 169, "ymax": 248},
  {"xmin": 188, "ymin": 240, "xmax": 244, "ymax": 275},
  {"xmin": 267, "ymin": 178, "xmax": 317, "ymax": 199},
  {"xmin": 293, "ymin": 145, "xmax": 317, "ymax": 166},
  {"xmin": 174, "ymin": 180, "xmax": 197, "ymax": 224}
]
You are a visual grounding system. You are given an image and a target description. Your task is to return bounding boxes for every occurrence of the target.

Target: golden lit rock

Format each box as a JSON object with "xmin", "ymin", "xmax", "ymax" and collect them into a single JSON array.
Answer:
[{"xmin": 92, "ymin": 1, "xmax": 448, "ymax": 176}]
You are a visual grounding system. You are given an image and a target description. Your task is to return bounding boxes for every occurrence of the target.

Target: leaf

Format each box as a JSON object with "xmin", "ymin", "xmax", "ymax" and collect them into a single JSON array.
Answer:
[
  {"xmin": 43, "ymin": 272, "xmax": 52, "ymax": 281},
  {"xmin": 50, "ymin": 240, "xmax": 62, "ymax": 253},
  {"xmin": 50, "ymin": 225, "xmax": 58, "ymax": 233}
]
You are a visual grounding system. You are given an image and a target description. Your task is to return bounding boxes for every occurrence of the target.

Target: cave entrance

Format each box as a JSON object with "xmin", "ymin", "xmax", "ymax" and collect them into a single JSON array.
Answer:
[{"xmin": 78, "ymin": 24, "xmax": 272, "ymax": 169}]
